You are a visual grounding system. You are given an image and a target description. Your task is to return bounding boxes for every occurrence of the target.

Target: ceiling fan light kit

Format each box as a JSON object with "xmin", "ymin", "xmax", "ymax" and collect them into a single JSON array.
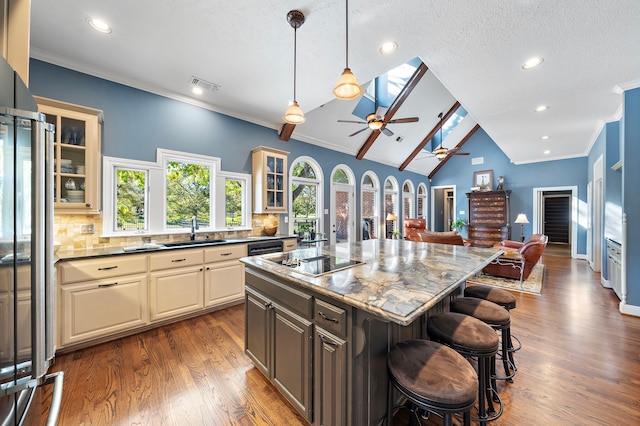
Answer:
[
  {"xmin": 334, "ymin": 0, "xmax": 362, "ymax": 100},
  {"xmin": 283, "ymin": 10, "xmax": 306, "ymax": 125}
]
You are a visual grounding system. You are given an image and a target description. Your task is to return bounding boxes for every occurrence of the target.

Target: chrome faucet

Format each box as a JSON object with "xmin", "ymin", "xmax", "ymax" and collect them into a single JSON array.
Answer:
[{"xmin": 190, "ymin": 215, "xmax": 198, "ymax": 240}]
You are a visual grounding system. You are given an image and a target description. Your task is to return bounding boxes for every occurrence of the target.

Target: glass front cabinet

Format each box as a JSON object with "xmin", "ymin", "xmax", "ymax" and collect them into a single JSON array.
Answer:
[
  {"xmin": 35, "ymin": 97, "xmax": 103, "ymax": 214},
  {"xmin": 252, "ymin": 146, "xmax": 289, "ymax": 214}
]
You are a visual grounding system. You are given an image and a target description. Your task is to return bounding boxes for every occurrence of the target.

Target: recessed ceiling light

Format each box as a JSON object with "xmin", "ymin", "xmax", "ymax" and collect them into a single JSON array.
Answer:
[
  {"xmin": 541, "ymin": 135, "xmax": 549, "ymax": 140},
  {"xmin": 522, "ymin": 57, "xmax": 544, "ymax": 69},
  {"xmin": 544, "ymin": 150, "xmax": 551, "ymax": 154},
  {"xmin": 88, "ymin": 18, "xmax": 112, "ymax": 34},
  {"xmin": 535, "ymin": 105, "xmax": 549, "ymax": 112},
  {"xmin": 192, "ymin": 87, "xmax": 204, "ymax": 95},
  {"xmin": 379, "ymin": 41, "xmax": 398, "ymax": 54}
]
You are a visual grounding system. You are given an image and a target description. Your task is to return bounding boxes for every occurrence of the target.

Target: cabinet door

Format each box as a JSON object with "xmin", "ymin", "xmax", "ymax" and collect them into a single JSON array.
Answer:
[
  {"xmin": 272, "ymin": 304, "xmax": 313, "ymax": 422},
  {"xmin": 149, "ymin": 266, "xmax": 203, "ymax": 322},
  {"xmin": 252, "ymin": 147, "xmax": 289, "ymax": 214},
  {"xmin": 204, "ymin": 260, "xmax": 244, "ymax": 307},
  {"xmin": 314, "ymin": 328, "xmax": 348, "ymax": 426},
  {"xmin": 245, "ymin": 289, "xmax": 270, "ymax": 376},
  {"xmin": 35, "ymin": 97, "xmax": 102, "ymax": 214},
  {"xmin": 60, "ymin": 274, "xmax": 147, "ymax": 346}
]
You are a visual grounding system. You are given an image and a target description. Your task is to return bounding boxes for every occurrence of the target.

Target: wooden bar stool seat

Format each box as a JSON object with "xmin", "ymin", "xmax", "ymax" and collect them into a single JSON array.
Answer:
[{"xmin": 387, "ymin": 339, "xmax": 478, "ymax": 426}]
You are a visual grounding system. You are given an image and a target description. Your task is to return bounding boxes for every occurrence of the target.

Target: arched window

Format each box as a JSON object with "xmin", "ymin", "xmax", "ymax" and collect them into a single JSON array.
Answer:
[
  {"xmin": 384, "ymin": 177, "xmax": 399, "ymax": 238},
  {"xmin": 361, "ymin": 171, "xmax": 380, "ymax": 240},
  {"xmin": 417, "ymin": 183, "xmax": 427, "ymax": 218},
  {"xmin": 402, "ymin": 180, "xmax": 415, "ymax": 221},
  {"xmin": 331, "ymin": 165, "xmax": 356, "ymax": 245},
  {"xmin": 289, "ymin": 157, "xmax": 323, "ymax": 238}
]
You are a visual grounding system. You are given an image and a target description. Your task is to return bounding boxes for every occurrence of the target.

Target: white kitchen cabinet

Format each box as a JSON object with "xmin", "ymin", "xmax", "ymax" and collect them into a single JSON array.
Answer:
[
  {"xmin": 204, "ymin": 244, "xmax": 247, "ymax": 308},
  {"xmin": 34, "ymin": 96, "xmax": 102, "ymax": 214},
  {"xmin": 57, "ymin": 254, "xmax": 149, "ymax": 347},
  {"xmin": 149, "ymin": 249, "xmax": 204, "ymax": 322},
  {"xmin": 252, "ymin": 146, "xmax": 289, "ymax": 213}
]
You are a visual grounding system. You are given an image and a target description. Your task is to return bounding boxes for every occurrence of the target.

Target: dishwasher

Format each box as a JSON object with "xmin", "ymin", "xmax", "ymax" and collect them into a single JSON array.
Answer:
[{"xmin": 247, "ymin": 240, "xmax": 284, "ymax": 256}]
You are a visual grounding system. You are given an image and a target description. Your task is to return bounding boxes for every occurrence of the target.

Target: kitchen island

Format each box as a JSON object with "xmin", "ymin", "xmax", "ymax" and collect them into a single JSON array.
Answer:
[{"xmin": 240, "ymin": 238, "xmax": 501, "ymax": 426}]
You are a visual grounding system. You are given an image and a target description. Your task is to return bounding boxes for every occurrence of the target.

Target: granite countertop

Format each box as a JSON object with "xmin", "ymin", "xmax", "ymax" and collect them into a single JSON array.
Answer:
[
  {"xmin": 240, "ymin": 239, "xmax": 502, "ymax": 326},
  {"xmin": 55, "ymin": 235, "xmax": 297, "ymax": 262}
]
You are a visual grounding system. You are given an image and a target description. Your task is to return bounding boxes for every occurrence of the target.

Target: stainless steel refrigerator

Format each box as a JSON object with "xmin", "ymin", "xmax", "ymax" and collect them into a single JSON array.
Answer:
[{"xmin": 0, "ymin": 57, "xmax": 63, "ymax": 424}]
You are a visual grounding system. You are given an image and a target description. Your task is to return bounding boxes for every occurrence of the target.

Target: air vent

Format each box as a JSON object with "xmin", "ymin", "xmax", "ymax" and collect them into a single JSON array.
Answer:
[{"xmin": 189, "ymin": 76, "xmax": 221, "ymax": 92}]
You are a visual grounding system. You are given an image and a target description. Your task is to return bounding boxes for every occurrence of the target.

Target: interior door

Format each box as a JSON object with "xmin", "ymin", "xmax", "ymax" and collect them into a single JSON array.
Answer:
[
  {"xmin": 331, "ymin": 185, "xmax": 355, "ymax": 245},
  {"xmin": 543, "ymin": 195, "xmax": 570, "ymax": 243}
]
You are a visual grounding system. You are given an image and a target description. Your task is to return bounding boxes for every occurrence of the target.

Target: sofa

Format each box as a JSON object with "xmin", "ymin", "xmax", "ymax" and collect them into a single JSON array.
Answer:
[
  {"xmin": 415, "ymin": 230, "xmax": 465, "ymax": 246},
  {"xmin": 482, "ymin": 234, "xmax": 548, "ymax": 280},
  {"xmin": 403, "ymin": 218, "xmax": 427, "ymax": 241}
]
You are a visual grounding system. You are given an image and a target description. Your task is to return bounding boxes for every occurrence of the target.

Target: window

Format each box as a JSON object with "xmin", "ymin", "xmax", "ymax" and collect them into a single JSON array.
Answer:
[
  {"xmin": 361, "ymin": 172, "xmax": 379, "ymax": 240},
  {"xmin": 402, "ymin": 180, "xmax": 414, "ymax": 220},
  {"xmin": 164, "ymin": 159, "xmax": 211, "ymax": 229},
  {"xmin": 103, "ymin": 149, "xmax": 250, "ymax": 236},
  {"xmin": 417, "ymin": 183, "xmax": 427, "ymax": 218},
  {"xmin": 384, "ymin": 177, "xmax": 399, "ymax": 238},
  {"xmin": 115, "ymin": 168, "xmax": 147, "ymax": 231},
  {"xmin": 290, "ymin": 157, "xmax": 323, "ymax": 237}
]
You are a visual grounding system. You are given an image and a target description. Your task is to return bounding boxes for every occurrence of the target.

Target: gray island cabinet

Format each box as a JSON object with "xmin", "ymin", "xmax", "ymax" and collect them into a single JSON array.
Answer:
[{"xmin": 240, "ymin": 239, "xmax": 501, "ymax": 426}]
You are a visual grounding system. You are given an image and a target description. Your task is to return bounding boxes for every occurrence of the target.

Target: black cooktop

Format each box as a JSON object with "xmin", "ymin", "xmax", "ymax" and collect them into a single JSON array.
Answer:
[{"xmin": 263, "ymin": 252, "xmax": 363, "ymax": 277}]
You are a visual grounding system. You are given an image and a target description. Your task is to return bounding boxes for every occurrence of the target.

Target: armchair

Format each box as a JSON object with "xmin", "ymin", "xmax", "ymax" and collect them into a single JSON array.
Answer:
[
  {"xmin": 482, "ymin": 234, "xmax": 548, "ymax": 280},
  {"xmin": 416, "ymin": 230, "xmax": 464, "ymax": 246},
  {"xmin": 403, "ymin": 218, "xmax": 427, "ymax": 242}
]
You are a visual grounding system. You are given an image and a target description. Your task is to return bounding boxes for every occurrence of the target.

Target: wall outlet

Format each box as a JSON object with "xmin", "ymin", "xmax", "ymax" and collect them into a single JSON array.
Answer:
[
  {"xmin": 253, "ymin": 220, "xmax": 262, "ymax": 227},
  {"xmin": 81, "ymin": 224, "xmax": 94, "ymax": 234}
]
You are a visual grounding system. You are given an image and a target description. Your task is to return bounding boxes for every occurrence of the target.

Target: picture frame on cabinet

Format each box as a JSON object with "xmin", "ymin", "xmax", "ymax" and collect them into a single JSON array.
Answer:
[{"xmin": 473, "ymin": 170, "xmax": 493, "ymax": 191}]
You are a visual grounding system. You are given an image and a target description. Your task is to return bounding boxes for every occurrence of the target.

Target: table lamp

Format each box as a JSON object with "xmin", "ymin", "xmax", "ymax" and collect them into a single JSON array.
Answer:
[
  {"xmin": 514, "ymin": 213, "xmax": 529, "ymax": 242},
  {"xmin": 386, "ymin": 213, "xmax": 397, "ymax": 238}
]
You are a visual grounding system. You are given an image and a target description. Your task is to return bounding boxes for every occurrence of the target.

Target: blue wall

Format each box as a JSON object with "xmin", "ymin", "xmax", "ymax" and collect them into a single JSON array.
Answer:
[
  {"xmin": 430, "ymin": 128, "xmax": 588, "ymax": 255},
  {"xmin": 28, "ymin": 59, "xmax": 428, "ymax": 236},
  {"xmin": 622, "ymin": 88, "xmax": 640, "ymax": 307}
]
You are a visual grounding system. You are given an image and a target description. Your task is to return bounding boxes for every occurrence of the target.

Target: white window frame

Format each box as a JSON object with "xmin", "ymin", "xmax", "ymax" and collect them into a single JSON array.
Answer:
[
  {"xmin": 103, "ymin": 149, "xmax": 250, "ymax": 237},
  {"xmin": 288, "ymin": 156, "xmax": 324, "ymax": 236},
  {"xmin": 360, "ymin": 171, "xmax": 380, "ymax": 240},
  {"xmin": 417, "ymin": 182, "xmax": 428, "ymax": 218},
  {"xmin": 402, "ymin": 179, "xmax": 415, "ymax": 221},
  {"xmin": 384, "ymin": 176, "xmax": 399, "ymax": 238}
]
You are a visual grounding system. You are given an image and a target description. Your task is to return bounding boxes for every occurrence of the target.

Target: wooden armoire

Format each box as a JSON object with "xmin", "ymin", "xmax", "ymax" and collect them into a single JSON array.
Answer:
[{"xmin": 466, "ymin": 190, "xmax": 511, "ymax": 247}]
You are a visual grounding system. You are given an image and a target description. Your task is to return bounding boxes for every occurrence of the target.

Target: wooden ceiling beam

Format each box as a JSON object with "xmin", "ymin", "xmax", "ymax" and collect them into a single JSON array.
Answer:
[
  {"xmin": 279, "ymin": 123, "xmax": 295, "ymax": 141},
  {"xmin": 428, "ymin": 123, "xmax": 480, "ymax": 179},
  {"xmin": 356, "ymin": 62, "xmax": 429, "ymax": 160},
  {"xmin": 399, "ymin": 101, "xmax": 460, "ymax": 171}
]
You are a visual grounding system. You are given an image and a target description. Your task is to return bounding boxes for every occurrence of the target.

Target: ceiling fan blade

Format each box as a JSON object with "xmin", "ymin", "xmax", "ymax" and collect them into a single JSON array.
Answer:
[
  {"xmin": 381, "ymin": 127, "xmax": 394, "ymax": 137},
  {"xmin": 349, "ymin": 127, "xmax": 369, "ymax": 137},
  {"xmin": 453, "ymin": 152, "xmax": 470, "ymax": 155},
  {"xmin": 385, "ymin": 117, "xmax": 419, "ymax": 124},
  {"xmin": 338, "ymin": 120, "xmax": 367, "ymax": 124}
]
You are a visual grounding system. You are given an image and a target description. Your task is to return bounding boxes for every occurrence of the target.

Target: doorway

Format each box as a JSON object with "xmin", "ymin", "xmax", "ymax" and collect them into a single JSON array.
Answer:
[
  {"xmin": 330, "ymin": 166, "xmax": 356, "ymax": 245},
  {"xmin": 430, "ymin": 186, "xmax": 456, "ymax": 232},
  {"xmin": 532, "ymin": 186, "xmax": 578, "ymax": 258}
]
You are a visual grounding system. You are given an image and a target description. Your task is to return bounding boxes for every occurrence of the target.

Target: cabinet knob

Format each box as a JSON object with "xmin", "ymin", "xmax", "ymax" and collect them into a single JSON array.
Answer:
[{"xmin": 85, "ymin": 203, "xmax": 91, "ymax": 208}]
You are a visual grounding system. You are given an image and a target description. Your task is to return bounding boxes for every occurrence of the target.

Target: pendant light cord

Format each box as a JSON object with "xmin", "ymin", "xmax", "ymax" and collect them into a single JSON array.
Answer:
[
  {"xmin": 345, "ymin": 0, "xmax": 349, "ymax": 69},
  {"xmin": 293, "ymin": 26, "xmax": 298, "ymax": 102}
]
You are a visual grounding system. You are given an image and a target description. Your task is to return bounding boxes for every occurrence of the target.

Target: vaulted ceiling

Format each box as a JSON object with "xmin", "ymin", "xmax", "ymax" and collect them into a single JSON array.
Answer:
[{"xmin": 29, "ymin": 1, "xmax": 640, "ymax": 176}]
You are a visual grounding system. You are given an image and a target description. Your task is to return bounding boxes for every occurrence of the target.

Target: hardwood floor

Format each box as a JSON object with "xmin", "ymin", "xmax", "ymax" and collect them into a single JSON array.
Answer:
[{"xmin": 25, "ymin": 253, "xmax": 640, "ymax": 425}]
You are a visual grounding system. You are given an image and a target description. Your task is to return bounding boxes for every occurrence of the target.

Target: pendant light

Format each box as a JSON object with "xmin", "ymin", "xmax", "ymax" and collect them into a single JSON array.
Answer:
[
  {"xmin": 434, "ymin": 112, "xmax": 448, "ymax": 160},
  {"xmin": 283, "ymin": 10, "xmax": 306, "ymax": 124},
  {"xmin": 333, "ymin": 0, "xmax": 362, "ymax": 100}
]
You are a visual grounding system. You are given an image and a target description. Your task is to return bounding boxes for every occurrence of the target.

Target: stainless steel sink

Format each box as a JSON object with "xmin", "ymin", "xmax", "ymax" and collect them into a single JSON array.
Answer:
[{"xmin": 162, "ymin": 239, "xmax": 226, "ymax": 247}]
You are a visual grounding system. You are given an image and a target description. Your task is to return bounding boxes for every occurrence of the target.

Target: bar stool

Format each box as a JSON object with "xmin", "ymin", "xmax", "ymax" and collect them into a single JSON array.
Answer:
[
  {"xmin": 450, "ymin": 296, "xmax": 515, "ymax": 382},
  {"xmin": 427, "ymin": 312, "xmax": 502, "ymax": 424},
  {"xmin": 387, "ymin": 339, "xmax": 478, "ymax": 426},
  {"xmin": 464, "ymin": 285, "xmax": 521, "ymax": 376}
]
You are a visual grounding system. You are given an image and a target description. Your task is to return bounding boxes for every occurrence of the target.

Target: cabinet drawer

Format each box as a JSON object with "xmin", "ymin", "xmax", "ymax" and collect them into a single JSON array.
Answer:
[
  {"xmin": 150, "ymin": 249, "xmax": 203, "ymax": 271},
  {"xmin": 282, "ymin": 238, "xmax": 297, "ymax": 252},
  {"xmin": 59, "ymin": 255, "xmax": 148, "ymax": 284},
  {"xmin": 314, "ymin": 299, "xmax": 347, "ymax": 338},
  {"xmin": 246, "ymin": 268, "xmax": 312, "ymax": 320},
  {"xmin": 204, "ymin": 244, "xmax": 247, "ymax": 263}
]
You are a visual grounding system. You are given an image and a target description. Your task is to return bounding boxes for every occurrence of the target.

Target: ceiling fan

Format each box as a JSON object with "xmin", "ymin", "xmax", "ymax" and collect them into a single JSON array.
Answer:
[
  {"xmin": 337, "ymin": 78, "xmax": 419, "ymax": 137},
  {"xmin": 422, "ymin": 112, "xmax": 470, "ymax": 160}
]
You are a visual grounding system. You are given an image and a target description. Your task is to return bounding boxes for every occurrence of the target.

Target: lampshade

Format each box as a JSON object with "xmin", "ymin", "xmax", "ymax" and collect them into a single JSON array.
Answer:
[
  {"xmin": 283, "ymin": 101, "xmax": 306, "ymax": 124},
  {"xmin": 366, "ymin": 113, "xmax": 383, "ymax": 130},
  {"xmin": 333, "ymin": 68, "xmax": 362, "ymax": 100},
  {"xmin": 283, "ymin": 10, "xmax": 305, "ymax": 125},
  {"xmin": 386, "ymin": 213, "xmax": 397, "ymax": 221},
  {"xmin": 515, "ymin": 213, "xmax": 529, "ymax": 224}
]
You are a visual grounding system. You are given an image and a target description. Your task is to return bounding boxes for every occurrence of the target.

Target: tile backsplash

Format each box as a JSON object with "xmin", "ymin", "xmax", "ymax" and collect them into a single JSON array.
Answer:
[{"xmin": 54, "ymin": 213, "xmax": 283, "ymax": 252}]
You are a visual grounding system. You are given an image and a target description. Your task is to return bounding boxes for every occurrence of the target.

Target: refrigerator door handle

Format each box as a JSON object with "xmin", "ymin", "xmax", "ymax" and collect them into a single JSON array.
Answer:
[{"xmin": 43, "ymin": 371, "xmax": 64, "ymax": 426}]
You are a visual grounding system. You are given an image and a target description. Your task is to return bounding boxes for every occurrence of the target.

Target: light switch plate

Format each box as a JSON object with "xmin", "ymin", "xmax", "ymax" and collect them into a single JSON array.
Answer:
[{"xmin": 81, "ymin": 224, "xmax": 94, "ymax": 234}]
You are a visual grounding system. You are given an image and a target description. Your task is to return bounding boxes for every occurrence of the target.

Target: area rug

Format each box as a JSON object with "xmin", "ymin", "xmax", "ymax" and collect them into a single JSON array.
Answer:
[{"xmin": 467, "ymin": 263, "xmax": 545, "ymax": 295}]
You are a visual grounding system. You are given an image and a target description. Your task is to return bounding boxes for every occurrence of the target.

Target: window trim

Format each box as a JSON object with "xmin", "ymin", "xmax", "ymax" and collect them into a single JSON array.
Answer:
[
  {"xmin": 216, "ymin": 170, "xmax": 252, "ymax": 231},
  {"xmin": 289, "ymin": 156, "xmax": 324, "ymax": 236}
]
